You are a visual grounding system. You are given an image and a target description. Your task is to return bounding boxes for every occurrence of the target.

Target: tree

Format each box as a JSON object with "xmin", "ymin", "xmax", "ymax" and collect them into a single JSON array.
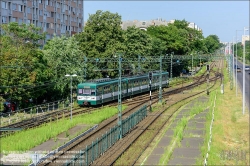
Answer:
[
  {"xmin": 122, "ymin": 26, "xmax": 153, "ymax": 74},
  {"xmin": 76, "ymin": 10, "xmax": 125, "ymax": 78},
  {"xmin": 0, "ymin": 22, "xmax": 47, "ymax": 108},
  {"xmin": 204, "ymin": 35, "xmax": 221, "ymax": 53},
  {"xmin": 43, "ymin": 35, "xmax": 82, "ymax": 99}
]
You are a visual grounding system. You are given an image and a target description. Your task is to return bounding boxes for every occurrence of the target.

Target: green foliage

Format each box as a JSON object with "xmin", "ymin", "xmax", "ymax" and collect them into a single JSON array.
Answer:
[
  {"xmin": 76, "ymin": 10, "xmax": 124, "ymax": 78},
  {"xmin": 204, "ymin": 35, "xmax": 221, "ymax": 53},
  {"xmin": 0, "ymin": 22, "xmax": 48, "ymax": 107},
  {"xmin": 233, "ymin": 41, "xmax": 250, "ymax": 62},
  {"xmin": 43, "ymin": 35, "xmax": 83, "ymax": 98}
]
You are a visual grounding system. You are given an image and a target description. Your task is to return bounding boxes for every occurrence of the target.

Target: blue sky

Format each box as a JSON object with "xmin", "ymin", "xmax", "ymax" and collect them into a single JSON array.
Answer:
[{"xmin": 83, "ymin": 1, "xmax": 249, "ymax": 43}]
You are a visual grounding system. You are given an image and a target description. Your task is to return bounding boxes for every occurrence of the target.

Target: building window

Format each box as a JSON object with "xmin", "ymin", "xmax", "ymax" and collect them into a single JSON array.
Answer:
[
  {"xmin": 45, "ymin": 0, "xmax": 48, "ymax": 5},
  {"xmin": 1, "ymin": 1, "xmax": 7, "ymax": 9},
  {"xmin": 12, "ymin": 4, "xmax": 17, "ymax": 10},
  {"xmin": 18, "ymin": 5, "xmax": 23, "ymax": 12},
  {"xmin": 142, "ymin": 22, "xmax": 146, "ymax": 25},
  {"xmin": 18, "ymin": 18, "xmax": 22, "ymax": 25},
  {"xmin": 51, "ymin": 12, "xmax": 54, "ymax": 18},
  {"xmin": 57, "ymin": 24, "xmax": 60, "ymax": 29},
  {"xmin": 39, "ymin": 0, "xmax": 42, "ymax": 4},
  {"xmin": 46, "ymin": 23, "xmax": 49, "ymax": 28},
  {"xmin": 27, "ymin": 7, "xmax": 31, "ymax": 13},
  {"xmin": 12, "ymin": 17, "xmax": 16, "ymax": 22},
  {"xmin": 46, "ymin": 34, "xmax": 50, "ymax": 40},
  {"xmin": 39, "ymin": 10, "xmax": 42, "ymax": 16},
  {"xmin": 50, "ymin": 23, "xmax": 54, "ymax": 29},
  {"xmin": 2, "ymin": 16, "xmax": 7, "ymax": 23}
]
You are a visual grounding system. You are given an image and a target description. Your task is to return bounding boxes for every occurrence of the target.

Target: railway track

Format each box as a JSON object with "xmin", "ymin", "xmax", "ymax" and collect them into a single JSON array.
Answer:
[
  {"xmin": 37, "ymin": 61, "xmax": 220, "ymax": 165},
  {"xmin": 0, "ymin": 64, "xmax": 214, "ymax": 137},
  {"xmin": 93, "ymin": 59, "xmax": 223, "ymax": 165}
]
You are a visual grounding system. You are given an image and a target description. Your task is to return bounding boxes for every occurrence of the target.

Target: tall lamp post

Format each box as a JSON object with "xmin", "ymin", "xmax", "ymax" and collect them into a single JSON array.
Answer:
[
  {"xmin": 236, "ymin": 30, "xmax": 243, "ymax": 97},
  {"xmin": 243, "ymin": 27, "xmax": 249, "ymax": 115},
  {"xmin": 65, "ymin": 74, "xmax": 77, "ymax": 120}
]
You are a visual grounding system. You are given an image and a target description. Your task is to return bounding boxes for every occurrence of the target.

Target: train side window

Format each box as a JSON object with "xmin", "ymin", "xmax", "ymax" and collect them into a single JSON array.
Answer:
[
  {"xmin": 78, "ymin": 89, "xmax": 83, "ymax": 94},
  {"xmin": 83, "ymin": 89, "xmax": 91, "ymax": 94},
  {"xmin": 91, "ymin": 89, "xmax": 95, "ymax": 95}
]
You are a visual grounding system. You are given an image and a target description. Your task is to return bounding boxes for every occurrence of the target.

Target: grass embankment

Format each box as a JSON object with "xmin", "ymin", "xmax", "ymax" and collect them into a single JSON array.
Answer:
[
  {"xmin": 198, "ymin": 63, "xmax": 249, "ymax": 165},
  {"xmin": 0, "ymin": 106, "xmax": 127, "ymax": 153}
]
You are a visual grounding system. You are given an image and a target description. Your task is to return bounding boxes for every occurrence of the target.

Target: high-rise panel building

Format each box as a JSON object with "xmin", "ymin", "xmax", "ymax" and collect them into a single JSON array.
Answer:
[{"xmin": 0, "ymin": 0, "xmax": 83, "ymax": 44}]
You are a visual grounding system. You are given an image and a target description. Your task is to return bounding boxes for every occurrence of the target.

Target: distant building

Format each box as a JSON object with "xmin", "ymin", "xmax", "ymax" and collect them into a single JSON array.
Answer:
[
  {"xmin": 0, "ymin": 0, "xmax": 83, "ymax": 45},
  {"xmin": 242, "ymin": 35, "xmax": 249, "ymax": 45},
  {"xmin": 121, "ymin": 18, "xmax": 169, "ymax": 31},
  {"xmin": 120, "ymin": 18, "xmax": 202, "ymax": 31}
]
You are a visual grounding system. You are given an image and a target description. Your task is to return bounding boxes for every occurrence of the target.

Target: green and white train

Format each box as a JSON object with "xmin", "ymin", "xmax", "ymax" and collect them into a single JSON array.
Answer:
[{"xmin": 77, "ymin": 71, "xmax": 169, "ymax": 106}]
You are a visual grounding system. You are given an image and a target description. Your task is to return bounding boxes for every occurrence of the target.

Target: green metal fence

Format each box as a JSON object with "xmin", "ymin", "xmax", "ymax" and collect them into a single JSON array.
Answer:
[{"xmin": 64, "ymin": 105, "xmax": 147, "ymax": 166}]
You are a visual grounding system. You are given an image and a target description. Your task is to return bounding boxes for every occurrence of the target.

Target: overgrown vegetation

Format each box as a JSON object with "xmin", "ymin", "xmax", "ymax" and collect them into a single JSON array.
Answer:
[
  {"xmin": 197, "ymin": 60, "xmax": 249, "ymax": 165},
  {"xmin": 1, "ymin": 10, "xmax": 223, "ymax": 109},
  {"xmin": 158, "ymin": 98, "xmax": 209, "ymax": 165},
  {"xmin": 0, "ymin": 105, "xmax": 127, "ymax": 153}
]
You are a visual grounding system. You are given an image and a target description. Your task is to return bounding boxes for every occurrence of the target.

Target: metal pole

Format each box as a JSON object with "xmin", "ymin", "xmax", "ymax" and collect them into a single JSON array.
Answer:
[
  {"xmin": 230, "ymin": 53, "xmax": 233, "ymax": 90},
  {"xmin": 243, "ymin": 27, "xmax": 248, "ymax": 115},
  {"xmin": 232, "ymin": 38, "xmax": 235, "ymax": 87},
  {"xmin": 117, "ymin": 53, "xmax": 122, "ymax": 139},
  {"xmin": 170, "ymin": 54, "xmax": 173, "ymax": 80},
  {"xmin": 207, "ymin": 64, "xmax": 209, "ymax": 95},
  {"xmin": 191, "ymin": 54, "xmax": 193, "ymax": 76},
  {"xmin": 159, "ymin": 56, "xmax": 162, "ymax": 103},
  {"xmin": 70, "ymin": 76, "xmax": 72, "ymax": 121},
  {"xmin": 149, "ymin": 72, "xmax": 152, "ymax": 112},
  {"xmin": 236, "ymin": 31, "xmax": 238, "ymax": 97},
  {"xmin": 138, "ymin": 55, "xmax": 141, "ymax": 74},
  {"xmin": 84, "ymin": 56, "xmax": 87, "ymax": 81}
]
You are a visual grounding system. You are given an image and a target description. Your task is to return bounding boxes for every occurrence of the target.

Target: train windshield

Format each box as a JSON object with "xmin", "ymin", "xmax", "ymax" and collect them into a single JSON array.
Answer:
[{"xmin": 78, "ymin": 88, "xmax": 95, "ymax": 95}]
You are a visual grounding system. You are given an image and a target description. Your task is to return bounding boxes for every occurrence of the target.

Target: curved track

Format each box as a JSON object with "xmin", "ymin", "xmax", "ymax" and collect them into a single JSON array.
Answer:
[
  {"xmin": 37, "ymin": 61, "xmax": 221, "ymax": 166},
  {"xmin": 0, "ymin": 64, "xmax": 214, "ymax": 137}
]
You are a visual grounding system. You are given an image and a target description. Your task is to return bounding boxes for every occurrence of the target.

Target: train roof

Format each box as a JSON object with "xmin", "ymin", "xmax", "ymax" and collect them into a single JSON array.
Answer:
[{"xmin": 78, "ymin": 71, "xmax": 168, "ymax": 86}]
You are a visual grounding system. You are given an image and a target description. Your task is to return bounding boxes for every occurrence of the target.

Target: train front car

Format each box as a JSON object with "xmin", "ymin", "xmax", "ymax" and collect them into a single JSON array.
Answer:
[{"xmin": 77, "ymin": 83, "xmax": 97, "ymax": 106}]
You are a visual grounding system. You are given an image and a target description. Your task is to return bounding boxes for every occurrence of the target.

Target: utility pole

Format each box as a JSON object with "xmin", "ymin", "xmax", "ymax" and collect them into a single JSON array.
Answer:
[
  {"xmin": 170, "ymin": 53, "xmax": 173, "ymax": 80},
  {"xmin": 191, "ymin": 53, "xmax": 193, "ymax": 76},
  {"xmin": 149, "ymin": 72, "xmax": 152, "ymax": 112},
  {"xmin": 230, "ymin": 53, "xmax": 233, "ymax": 90},
  {"xmin": 232, "ymin": 38, "xmax": 235, "ymax": 87},
  {"xmin": 206, "ymin": 64, "xmax": 209, "ymax": 95},
  {"xmin": 84, "ymin": 56, "xmax": 87, "ymax": 81},
  {"xmin": 159, "ymin": 56, "xmax": 162, "ymax": 103},
  {"xmin": 243, "ymin": 27, "xmax": 249, "ymax": 115},
  {"xmin": 138, "ymin": 55, "xmax": 141, "ymax": 74},
  {"xmin": 117, "ymin": 53, "xmax": 122, "ymax": 139}
]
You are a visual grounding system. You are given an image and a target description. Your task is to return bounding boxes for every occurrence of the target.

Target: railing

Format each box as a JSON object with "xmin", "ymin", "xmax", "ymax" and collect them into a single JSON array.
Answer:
[
  {"xmin": 64, "ymin": 105, "xmax": 147, "ymax": 166},
  {"xmin": 29, "ymin": 125, "xmax": 98, "ymax": 166},
  {"xmin": 0, "ymin": 98, "xmax": 72, "ymax": 127}
]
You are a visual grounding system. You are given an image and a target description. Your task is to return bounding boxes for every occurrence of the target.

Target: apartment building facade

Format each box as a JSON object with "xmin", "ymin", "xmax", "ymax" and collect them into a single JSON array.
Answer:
[{"xmin": 0, "ymin": 0, "xmax": 83, "ymax": 44}]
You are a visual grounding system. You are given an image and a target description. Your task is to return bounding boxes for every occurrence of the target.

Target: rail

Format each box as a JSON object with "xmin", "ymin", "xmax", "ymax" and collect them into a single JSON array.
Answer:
[
  {"xmin": 63, "ymin": 105, "xmax": 147, "ymax": 166},
  {"xmin": 0, "ymin": 99, "xmax": 71, "ymax": 127}
]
